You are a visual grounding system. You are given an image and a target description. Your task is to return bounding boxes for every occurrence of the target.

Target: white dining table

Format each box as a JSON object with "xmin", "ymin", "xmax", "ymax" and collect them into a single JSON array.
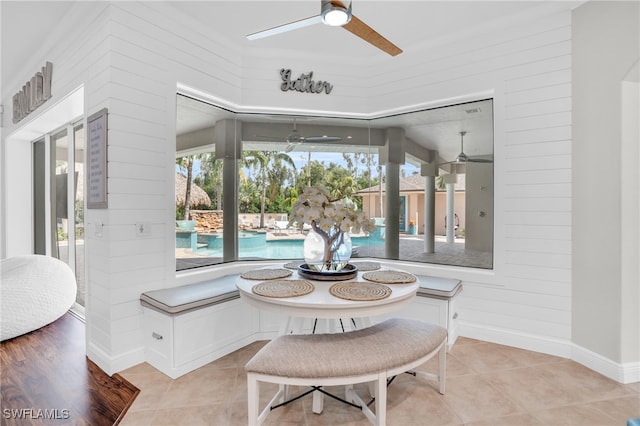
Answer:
[{"xmin": 235, "ymin": 264, "xmax": 419, "ymax": 321}]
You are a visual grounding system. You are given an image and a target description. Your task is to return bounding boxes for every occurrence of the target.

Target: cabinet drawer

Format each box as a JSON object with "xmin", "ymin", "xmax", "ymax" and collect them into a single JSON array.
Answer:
[{"xmin": 143, "ymin": 308, "xmax": 174, "ymax": 371}]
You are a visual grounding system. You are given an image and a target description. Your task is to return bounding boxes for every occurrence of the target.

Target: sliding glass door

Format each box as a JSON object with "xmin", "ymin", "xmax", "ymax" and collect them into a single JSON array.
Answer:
[{"xmin": 32, "ymin": 120, "xmax": 85, "ymax": 310}]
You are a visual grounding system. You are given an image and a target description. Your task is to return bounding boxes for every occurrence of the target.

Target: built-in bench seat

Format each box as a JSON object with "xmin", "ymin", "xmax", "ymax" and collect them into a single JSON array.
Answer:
[
  {"xmin": 140, "ymin": 275, "xmax": 255, "ymax": 379},
  {"xmin": 140, "ymin": 270, "xmax": 462, "ymax": 378},
  {"xmin": 245, "ymin": 317, "xmax": 447, "ymax": 426},
  {"xmin": 416, "ymin": 275, "xmax": 462, "ymax": 299},
  {"xmin": 140, "ymin": 275, "xmax": 239, "ymax": 316}
]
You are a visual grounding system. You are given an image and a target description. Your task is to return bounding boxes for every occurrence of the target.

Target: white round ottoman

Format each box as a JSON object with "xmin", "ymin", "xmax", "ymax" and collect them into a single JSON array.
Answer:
[{"xmin": 1, "ymin": 254, "xmax": 77, "ymax": 341}]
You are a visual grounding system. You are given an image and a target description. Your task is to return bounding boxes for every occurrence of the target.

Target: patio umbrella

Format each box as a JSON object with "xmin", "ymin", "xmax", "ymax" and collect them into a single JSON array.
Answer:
[{"xmin": 175, "ymin": 173, "xmax": 211, "ymax": 207}]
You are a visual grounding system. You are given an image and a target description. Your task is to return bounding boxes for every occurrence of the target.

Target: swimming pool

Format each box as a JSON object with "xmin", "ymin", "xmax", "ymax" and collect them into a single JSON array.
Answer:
[{"xmin": 186, "ymin": 231, "xmax": 383, "ymax": 259}]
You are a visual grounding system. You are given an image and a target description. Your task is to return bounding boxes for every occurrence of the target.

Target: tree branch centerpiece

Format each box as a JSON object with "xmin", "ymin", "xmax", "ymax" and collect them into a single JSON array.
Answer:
[{"xmin": 289, "ymin": 186, "xmax": 376, "ymax": 272}]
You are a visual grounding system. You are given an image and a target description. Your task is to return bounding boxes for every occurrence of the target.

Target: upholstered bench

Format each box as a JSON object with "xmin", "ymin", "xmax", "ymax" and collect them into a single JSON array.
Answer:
[
  {"xmin": 140, "ymin": 275, "xmax": 239, "ymax": 315},
  {"xmin": 416, "ymin": 276, "xmax": 462, "ymax": 300},
  {"xmin": 139, "ymin": 275, "xmax": 253, "ymax": 379},
  {"xmin": 245, "ymin": 317, "xmax": 447, "ymax": 426}
]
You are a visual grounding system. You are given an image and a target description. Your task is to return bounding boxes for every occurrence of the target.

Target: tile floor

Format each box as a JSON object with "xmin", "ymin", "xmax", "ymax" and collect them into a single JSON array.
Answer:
[{"xmin": 119, "ymin": 337, "xmax": 639, "ymax": 425}]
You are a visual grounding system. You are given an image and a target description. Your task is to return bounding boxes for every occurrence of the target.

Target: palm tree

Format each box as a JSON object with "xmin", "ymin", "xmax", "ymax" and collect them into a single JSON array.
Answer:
[
  {"xmin": 176, "ymin": 156, "xmax": 195, "ymax": 220},
  {"xmin": 176, "ymin": 153, "xmax": 210, "ymax": 219},
  {"xmin": 199, "ymin": 153, "xmax": 223, "ymax": 210},
  {"xmin": 243, "ymin": 150, "xmax": 296, "ymax": 228}
]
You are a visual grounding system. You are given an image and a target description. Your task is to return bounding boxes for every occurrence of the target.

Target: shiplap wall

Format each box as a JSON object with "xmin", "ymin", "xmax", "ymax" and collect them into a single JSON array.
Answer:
[
  {"xmin": 3, "ymin": 1, "xmax": 574, "ymax": 374},
  {"xmin": 84, "ymin": 2, "xmax": 247, "ymax": 372},
  {"xmin": 2, "ymin": 3, "xmax": 112, "ymax": 257},
  {"xmin": 105, "ymin": 2, "xmax": 573, "ymax": 374},
  {"xmin": 365, "ymin": 11, "xmax": 574, "ymax": 353}
]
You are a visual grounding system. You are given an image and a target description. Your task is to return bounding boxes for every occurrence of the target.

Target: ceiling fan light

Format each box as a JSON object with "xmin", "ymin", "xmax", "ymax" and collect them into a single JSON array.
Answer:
[{"xmin": 322, "ymin": 6, "xmax": 351, "ymax": 26}]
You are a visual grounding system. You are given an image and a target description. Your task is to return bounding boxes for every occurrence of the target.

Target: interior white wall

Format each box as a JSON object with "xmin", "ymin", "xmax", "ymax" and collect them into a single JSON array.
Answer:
[
  {"xmin": 1, "ymin": 1, "xmax": 637, "ymax": 382},
  {"xmin": 3, "ymin": 140, "xmax": 32, "ymax": 256},
  {"xmin": 621, "ymin": 76, "xmax": 639, "ymax": 365},
  {"xmin": 572, "ymin": 0, "xmax": 639, "ymax": 372}
]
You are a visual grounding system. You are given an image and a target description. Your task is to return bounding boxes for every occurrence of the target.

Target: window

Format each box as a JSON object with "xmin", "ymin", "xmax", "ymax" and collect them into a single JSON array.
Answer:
[{"xmin": 176, "ymin": 94, "xmax": 493, "ymax": 271}]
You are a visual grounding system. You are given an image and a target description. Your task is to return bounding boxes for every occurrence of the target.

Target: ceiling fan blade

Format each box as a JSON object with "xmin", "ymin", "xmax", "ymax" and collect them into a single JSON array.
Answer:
[
  {"xmin": 468, "ymin": 158, "xmax": 493, "ymax": 163},
  {"xmin": 247, "ymin": 15, "xmax": 322, "ymax": 40},
  {"xmin": 303, "ymin": 136, "xmax": 342, "ymax": 143},
  {"xmin": 252, "ymin": 135, "xmax": 288, "ymax": 141},
  {"xmin": 343, "ymin": 14, "xmax": 402, "ymax": 56}
]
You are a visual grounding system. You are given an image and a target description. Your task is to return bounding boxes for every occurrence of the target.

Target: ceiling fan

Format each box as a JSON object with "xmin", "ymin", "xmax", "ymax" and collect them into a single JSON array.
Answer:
[
  {"xmin": 254, "ymin": 118, "xmax": 342, "ymax": 152},
  {"xmin": 441, "ymin": 131, "xmax": 493, "ymax": 166},
  {"xmin": 246, "ymin": 0, "xmax": 402, "ymax": 56}
]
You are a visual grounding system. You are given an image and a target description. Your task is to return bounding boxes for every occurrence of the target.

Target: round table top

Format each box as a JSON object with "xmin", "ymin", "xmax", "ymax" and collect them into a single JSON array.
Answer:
[{"xmin": 235, "ymin": 264, "xmax": 419, "ymax": 319}]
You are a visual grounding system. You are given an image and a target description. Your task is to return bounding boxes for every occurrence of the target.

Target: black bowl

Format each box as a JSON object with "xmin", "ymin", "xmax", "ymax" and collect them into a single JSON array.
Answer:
[{"xmin": 297, "ymin": 263, "xmax": 358, "ymax": 281}]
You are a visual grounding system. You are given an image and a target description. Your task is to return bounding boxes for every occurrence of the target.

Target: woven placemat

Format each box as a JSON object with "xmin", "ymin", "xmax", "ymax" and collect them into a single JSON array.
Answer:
[
  {"xmin": 283, "ymin": 261, "xmax": 305, "ymax": 270},
  {"xmin": 329, "ymin": 282, "xmax": 391, "ymax": 301},
  {"xmin": 350, "ymin": 261, "xmax": 381, "ymax": 271},
  {"xmin": 241, "ymin": 268, "xmax": 292, "ymax": 280},
  {"xmin": 252, "ymin": 280, "xmax": 314, "ymax": 298},
  {"xmin": 362, "ymin": 270, "xmax": 417, "ymax": 284}
]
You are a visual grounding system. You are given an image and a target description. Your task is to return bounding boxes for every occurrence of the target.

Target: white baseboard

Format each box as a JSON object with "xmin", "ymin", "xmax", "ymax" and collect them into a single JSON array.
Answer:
[
  {"xmin": 572, "ymin": 343, "xmax": 640, "ymax": 384},
  {"xmin": 156, "ymin": 336, "xmax": 256, "ymax": 379},
  {"xmin": 458, "ymin": 321, "xmax": 572, "ymax": 358},
  {"xmin": 459, "ymin": 321, "xmax": 639, "ymax": 384},
  {"xmin": 87, "ymin": 342, "xmax": 145, "ymax": 377}
]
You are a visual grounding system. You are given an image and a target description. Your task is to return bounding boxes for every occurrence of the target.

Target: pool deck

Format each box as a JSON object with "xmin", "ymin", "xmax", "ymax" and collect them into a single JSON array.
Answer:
[{"xmin": 176, "ymin": 232, "xmax": 492, "ymax": 270}]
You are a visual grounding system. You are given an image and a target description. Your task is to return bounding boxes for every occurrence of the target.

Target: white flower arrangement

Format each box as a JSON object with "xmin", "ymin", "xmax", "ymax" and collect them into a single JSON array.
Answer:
[
  {"xmin": 289, "ymin": 186, "xmax": 376, "ymax": 235},
  {"xmin": 289, "ymin": 186, "xmax": 376, "ymax": 270}
]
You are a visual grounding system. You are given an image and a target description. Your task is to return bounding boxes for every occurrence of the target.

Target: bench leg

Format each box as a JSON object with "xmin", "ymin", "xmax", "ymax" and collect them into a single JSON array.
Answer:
[
  {"xmin": 375, "ymin": 374, "xmax": 387, "ymax": 426},
  {"xmin": 247, "ymin": 374, "xmax": 260, "ymax": 425},
  {"xmin": 312, "ymin": 388, "xmax": 324, "ymax": 414},
  {"xmin": 345, "ymin": 384, "xmax": 354, "ymax": 403},
  {"xmin": 438, "ymin": 342, "xmax": 446, "ymax": 395}
]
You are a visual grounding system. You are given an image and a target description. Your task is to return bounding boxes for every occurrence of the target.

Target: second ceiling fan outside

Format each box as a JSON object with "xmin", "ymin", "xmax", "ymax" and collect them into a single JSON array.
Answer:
[
  {"xmin": 440, "ymin": 131, "xmax": 493, "ymax": 167},
  {"xmin": 254, "ymin": 118, "xmax": 342, "ymax": 152}
]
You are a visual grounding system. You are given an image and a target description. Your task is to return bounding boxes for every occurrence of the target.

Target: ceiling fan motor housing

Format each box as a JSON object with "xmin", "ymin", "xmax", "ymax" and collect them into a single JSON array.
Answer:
[{"xmin": 321, "ymin": 0, "xmax": 352, "ymax": 26}]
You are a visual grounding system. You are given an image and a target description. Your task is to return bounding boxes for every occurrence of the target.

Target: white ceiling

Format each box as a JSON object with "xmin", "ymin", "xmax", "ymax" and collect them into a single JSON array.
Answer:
[
  {"xmin": 2, "ymin": 1, "xmax": 578, "ymax": 87},
  {"xmin": 177, "ymin": 1, "xmax": 557, "ymax": 59}
]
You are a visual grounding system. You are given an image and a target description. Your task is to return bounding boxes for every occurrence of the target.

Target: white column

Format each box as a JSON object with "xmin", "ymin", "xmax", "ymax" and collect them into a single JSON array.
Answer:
[
  {"xmin": 446, "ymin": 183, "xmax": 455, "ymax": 243},
  {"xmin": 421, "ymin": 168, "xmax": 436, "ymax": 253},
  {"xmin": 444, "ymin": 174, "xmax": 457, "ymax": 244}
]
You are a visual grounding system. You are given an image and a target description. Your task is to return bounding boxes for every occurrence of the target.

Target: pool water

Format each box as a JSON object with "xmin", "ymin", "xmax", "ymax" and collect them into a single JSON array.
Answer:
[{"xmin": 189, "ymin": 231, "xmax": 383, "ymax": 259}]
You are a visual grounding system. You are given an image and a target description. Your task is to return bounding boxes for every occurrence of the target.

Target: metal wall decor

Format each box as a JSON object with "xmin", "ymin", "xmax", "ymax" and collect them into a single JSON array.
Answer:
[
  {"xmin": 12, "ymin": 62, "xmax": 53, "ymax": 124},
  {"xmin": 280, "ymin": 68, "xmax": 333, "ymax": 94}
]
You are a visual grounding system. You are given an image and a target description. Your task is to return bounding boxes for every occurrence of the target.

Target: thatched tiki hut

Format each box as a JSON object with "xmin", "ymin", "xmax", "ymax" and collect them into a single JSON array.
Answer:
[{"xmin": 175, "ymin": 173, "xmax": 211, "ymax": 219}]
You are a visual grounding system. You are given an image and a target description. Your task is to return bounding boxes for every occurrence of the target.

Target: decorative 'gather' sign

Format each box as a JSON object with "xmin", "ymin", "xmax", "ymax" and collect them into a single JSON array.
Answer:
[
  {"xmin": 280, "ymin": 69, "xmax": 333, "ymax": 94},
  {"xmin": 13, "ymin": 62, "xmax": 53, "ymax": 124}
]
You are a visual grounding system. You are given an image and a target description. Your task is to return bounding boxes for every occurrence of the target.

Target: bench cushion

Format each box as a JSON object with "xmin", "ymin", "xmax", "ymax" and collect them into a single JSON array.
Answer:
[
  {"xmin": 245, "ymin": 318, "xmax": 447, "ymax": 378},
  {"xmin": 140, "ymin": 275, "xmax": 239, "ymax": 315},
  {"xmin": 416, "ymin": 276, "xmax": 462, "ymax": 299}
]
